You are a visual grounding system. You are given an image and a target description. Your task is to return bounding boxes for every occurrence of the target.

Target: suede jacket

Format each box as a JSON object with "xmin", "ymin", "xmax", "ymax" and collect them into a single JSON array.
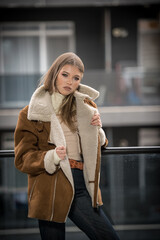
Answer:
[{"xmin": 14, "ymin": 84, "xmax": 108, "ymax": 223}]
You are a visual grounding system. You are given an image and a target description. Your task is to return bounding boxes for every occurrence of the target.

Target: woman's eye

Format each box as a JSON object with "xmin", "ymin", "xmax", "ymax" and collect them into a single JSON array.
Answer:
[
  {"xmin": 74, "ymin": 77, "xmax": 80, "ymax": 81},
  {"xmin": 62, "ymin": 73, "xmax": 68, "ymax": 77}
]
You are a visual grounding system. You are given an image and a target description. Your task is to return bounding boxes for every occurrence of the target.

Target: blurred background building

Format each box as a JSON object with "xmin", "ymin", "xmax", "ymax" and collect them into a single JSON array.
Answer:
[
  {"xmin": 0, "ymin": 0, "xmax": 160, "ymax": 149},
  {"xmin": 0, "ymin": 0, "xmax": 160, "ymax": 239}
]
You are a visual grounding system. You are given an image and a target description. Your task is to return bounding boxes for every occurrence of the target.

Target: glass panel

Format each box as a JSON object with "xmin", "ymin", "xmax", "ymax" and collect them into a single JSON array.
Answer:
[
  {"xmin": 46, "ymin": 37, "xmax": 69, "ymax": 68},
  {"xmin": 0, "ymin": 157, "xmax": 30, "ymax": 229},
  {"xmin": 83, "ymin": 69, "xmax": 160, "ymax": 106},
  {"xmin": 2, "ymin": 37, "xmax": 40, "ymax": 74},
  {"xmin": 0, "ymin": 151, "xmax": 159, "ymax": 240},
  {"xmin": 0, "ymin": 74, "xmax": 40, "ymax": 108},
  {"xmin": 1, "ymin": 132, "xmax": 14, "ymax": 150},
  {"xmin": 101, "ymin": 153, "xmax": 160, "ymax": 225},
  {"xmin": 0, "ymin": 69, "xmax": 159, "ymax": 108}
]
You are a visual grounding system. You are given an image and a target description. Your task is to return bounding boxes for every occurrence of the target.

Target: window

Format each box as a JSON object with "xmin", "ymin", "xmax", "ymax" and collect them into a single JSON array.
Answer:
[{"xmin": 0, "ymin": 22, "xmax": 75, "ymax": 108}]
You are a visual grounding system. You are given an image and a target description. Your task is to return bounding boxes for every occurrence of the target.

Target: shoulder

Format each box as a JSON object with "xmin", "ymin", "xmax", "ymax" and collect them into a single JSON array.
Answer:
[
  {"xmin": 16, "ymin": 106, "xmax": 40, "ymax": 134},
  {"xmin": 17, "ymin": 105, "xmax": 34, "ymax": 128},
  {"xmin": 18, "ymin": 105, "xmax": 29, "ymax": 120},
  {"xmin": 20, "ymin": 105, "xmax": 29, "ymax": 114}
]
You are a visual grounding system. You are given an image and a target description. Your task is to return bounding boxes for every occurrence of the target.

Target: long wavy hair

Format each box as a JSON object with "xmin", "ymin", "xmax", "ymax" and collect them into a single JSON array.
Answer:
[{"xmin": 40, "ymin": 52, "xmax": 84, "ymax": 132}]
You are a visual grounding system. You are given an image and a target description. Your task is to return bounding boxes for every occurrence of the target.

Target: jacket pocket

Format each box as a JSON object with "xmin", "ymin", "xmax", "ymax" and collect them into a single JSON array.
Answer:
[{"xmin": 29, "ymin": 178, "xmax": 37, "ymax": 201}]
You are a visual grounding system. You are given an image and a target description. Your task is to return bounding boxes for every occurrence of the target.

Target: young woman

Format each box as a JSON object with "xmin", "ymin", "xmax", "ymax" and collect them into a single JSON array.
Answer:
[{"xmin": 14, "ymin": 52, "xmax": 120, "ymax": 240}]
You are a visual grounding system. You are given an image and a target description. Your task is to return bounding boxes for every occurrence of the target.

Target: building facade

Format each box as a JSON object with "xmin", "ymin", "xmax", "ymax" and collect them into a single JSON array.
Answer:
[
  {"xmin": 0, "ymin": 1, "xmax": 160, "ymax": 148},
  {"xmin": 0, "ymin": 1, "xmax": 160, "ymax": 239}
]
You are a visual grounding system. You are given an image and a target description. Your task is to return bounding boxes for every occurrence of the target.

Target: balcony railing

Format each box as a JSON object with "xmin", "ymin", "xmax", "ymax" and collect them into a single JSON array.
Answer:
[
  {"xmin": 0, "ymin": 146, "xmax": 160, "ymax": 240},
  {"xmin": 0, "ymin": 69, "xmax": 160, "ymax": 109}
]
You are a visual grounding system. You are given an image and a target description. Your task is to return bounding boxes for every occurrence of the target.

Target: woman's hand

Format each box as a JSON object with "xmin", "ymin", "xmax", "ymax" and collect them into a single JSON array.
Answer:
[
  {"xmin": 91, "ymin": 113, "xmax": 102, "ymax": 127},
  {"xmin": 56, "ymin": 146, "xmax": 66, "ymax": 160}
]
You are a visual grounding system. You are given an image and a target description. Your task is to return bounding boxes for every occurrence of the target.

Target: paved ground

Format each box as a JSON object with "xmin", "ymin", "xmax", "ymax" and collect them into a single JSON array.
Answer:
[
  {"xmin": 1, "ymin": 230, "xmax": 160, "ymax": 240},
  {"xmin": 0, "ymin": 232, "xmax": 89, "ymax": 240},
  {"xmin": 1, "ymin": 227, "xmax": 160, "ymax": 240}
]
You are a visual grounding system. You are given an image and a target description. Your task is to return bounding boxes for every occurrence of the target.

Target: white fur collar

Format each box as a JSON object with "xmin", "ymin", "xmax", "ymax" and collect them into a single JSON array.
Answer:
[
  {"xmin": 51, "ymin": 92, "xmax": 65, "ymax": 114},
  {"xmin": 75, "ymin": 84, "xmax": 99, "ymax": 100},
  {"xmin": 27, "ymin": 84, "xmax": 99, "ymax": 121},
  {"xmin": 27, "ymin": 85, "xmax": 53, "ymax": 122}
]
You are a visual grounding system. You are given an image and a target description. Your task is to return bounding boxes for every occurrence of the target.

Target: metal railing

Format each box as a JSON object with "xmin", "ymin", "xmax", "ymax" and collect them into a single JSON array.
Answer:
[{"xmin": 0, "ymin": 146, "xmax": 160, "ymax": 157}]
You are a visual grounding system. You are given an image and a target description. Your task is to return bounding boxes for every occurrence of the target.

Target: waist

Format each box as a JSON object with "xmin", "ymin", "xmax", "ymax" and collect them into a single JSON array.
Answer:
[{"xmin": 69, "ymin": 159, "xmax": 83, "ymax": 170}]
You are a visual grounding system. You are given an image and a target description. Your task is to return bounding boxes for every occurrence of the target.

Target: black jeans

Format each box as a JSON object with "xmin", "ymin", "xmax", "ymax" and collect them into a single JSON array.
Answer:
[{"xmin": 39, "ymin": 169, "xmax": 120, "ymax": 240}]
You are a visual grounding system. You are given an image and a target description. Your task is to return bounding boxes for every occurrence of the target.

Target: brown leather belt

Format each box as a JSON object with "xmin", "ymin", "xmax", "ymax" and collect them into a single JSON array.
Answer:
[{"xmin": 69, "ymin": 159, "xmax": 83, "ymax": 170}]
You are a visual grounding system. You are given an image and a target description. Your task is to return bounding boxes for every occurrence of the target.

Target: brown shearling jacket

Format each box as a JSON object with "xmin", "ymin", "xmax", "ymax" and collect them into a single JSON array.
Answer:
[{"xmin": 14, "ymin": 84, "xmax": 108, "ymax": 223}]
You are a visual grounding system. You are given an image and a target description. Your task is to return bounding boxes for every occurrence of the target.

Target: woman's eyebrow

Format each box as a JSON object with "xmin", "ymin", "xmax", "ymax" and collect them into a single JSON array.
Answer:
[
  {"xmin": 62, "ymin": 71, "xmax": 81, "ymax": 78},
  {"xmin": 62, "ymin": 71, "xmax": 69, "ymax": 74}
]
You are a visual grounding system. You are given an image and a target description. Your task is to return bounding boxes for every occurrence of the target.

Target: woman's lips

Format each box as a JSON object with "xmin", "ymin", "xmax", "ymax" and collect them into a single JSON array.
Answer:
[{"xmin": 64, "ymin": 87, "xmax": 72, "ymax": 91}]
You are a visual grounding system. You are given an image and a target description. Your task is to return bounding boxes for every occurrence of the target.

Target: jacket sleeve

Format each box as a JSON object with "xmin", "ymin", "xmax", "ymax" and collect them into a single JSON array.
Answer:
[
  {"xmin": 14, "ymin": 107, "xmax": 58, "ymax": 175},
  {"xmin": 99, "ymin": 128, "xmax": 108, "ymax": 148}
]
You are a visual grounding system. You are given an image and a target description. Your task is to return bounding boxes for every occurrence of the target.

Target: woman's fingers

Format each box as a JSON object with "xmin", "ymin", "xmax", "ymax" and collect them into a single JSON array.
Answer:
[
  {"xmin": 56, "ymin": 146, "xmax": 66, "ymax": 160},
  {"xmin": 91, "ymin": 114, "xmax": 102, "ymax": 127}
]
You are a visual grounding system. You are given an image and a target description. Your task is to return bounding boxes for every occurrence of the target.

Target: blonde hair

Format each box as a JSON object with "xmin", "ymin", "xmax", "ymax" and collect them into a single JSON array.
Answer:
[{"xmin": 41, "ymin": 52, "xmax": 84, "ymax": 132}]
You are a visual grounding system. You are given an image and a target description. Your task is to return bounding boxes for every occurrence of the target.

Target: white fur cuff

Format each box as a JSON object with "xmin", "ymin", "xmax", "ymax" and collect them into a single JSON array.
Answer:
[
  {"xmin": 99, "ymin": 128, "xmax": 106, "ymax": 146},
  {"xmin": 44, "ymin": 149, "xmax": 59, "ymax": 174},
  {"xmin": 53, "ymin": 149, "xmax": 61, "ymax": 165}
]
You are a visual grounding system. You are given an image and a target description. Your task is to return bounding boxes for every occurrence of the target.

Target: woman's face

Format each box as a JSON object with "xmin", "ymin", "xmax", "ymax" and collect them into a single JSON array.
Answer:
[{"xmin": 56, "ymin": 64, "xmax": 83, "ymax": 96}]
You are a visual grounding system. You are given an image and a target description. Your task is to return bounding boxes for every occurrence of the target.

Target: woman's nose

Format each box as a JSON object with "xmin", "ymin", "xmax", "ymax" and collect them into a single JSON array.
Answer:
[{"xmin": 67, "ymin": 78, "xmax": 72, "ymax": 84}]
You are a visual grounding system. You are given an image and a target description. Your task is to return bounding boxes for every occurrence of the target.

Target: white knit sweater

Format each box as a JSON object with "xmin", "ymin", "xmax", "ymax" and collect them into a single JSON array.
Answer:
[{"xmin": 51, "ymin": 92, "xmax": 82, "ymax": 164}]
